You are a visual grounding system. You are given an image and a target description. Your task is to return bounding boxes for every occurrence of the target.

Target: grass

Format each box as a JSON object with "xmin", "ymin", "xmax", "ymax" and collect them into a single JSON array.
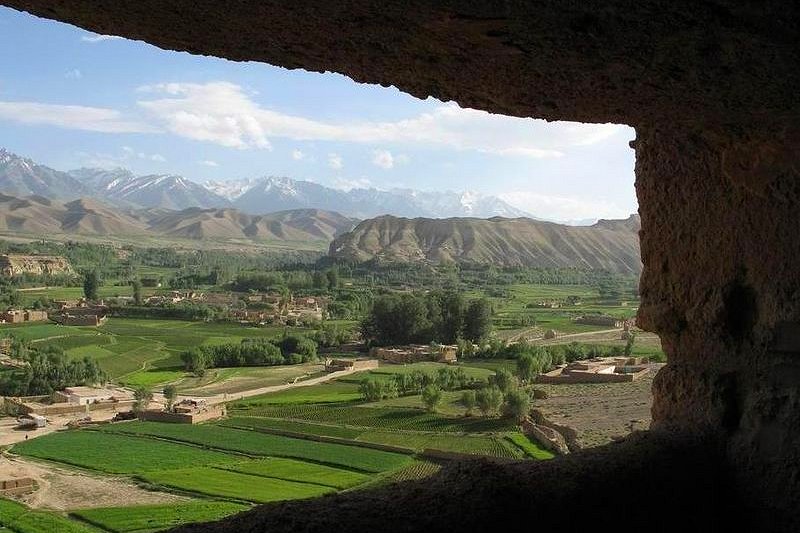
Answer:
[
  {"xmin": 356, "ymin": 430, "xmax": 522, "ymax": 458},
  {"xmin": 72, "ymin": 501, "xmax": 249, "ymax": 533},
  {"xmin": 232, "ymin": 403, "xmax": 517, "ymax": 433},
  {"xmin": 1, "ymin": 498, "xmax": 95, "ymax": 533},
  {"xmin": 232, "ymin": 381, "xmax": 362, "ymax": 405},
  {"xmin": 140, "ymin": 467, "xmax": 335, "ymax": 504},
  {"xmin": 223, "ymin": 457, "xmax": 369, "ymax": 489},
  {"xmin": 12, "ymin": 430, "xmax": 238, "ymax": 474},
  {"xmin": 1, "ymin": 317, "xmax": 305, "ymax": 386},
  {"xmin": 100, "ymin": 422, "xmax": 412, "ymax": 473},
  {"xmin": 221, "ymin": 416, "xmax": 366, "ymax": 439},
  {"xmin": 505, "ymin": 432, "xmax": 556, "ymax": 460}
]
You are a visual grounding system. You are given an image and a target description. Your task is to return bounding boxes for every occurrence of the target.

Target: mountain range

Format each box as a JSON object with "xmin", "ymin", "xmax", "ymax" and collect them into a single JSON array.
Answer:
[
  {"xmin": 0, "ymin": 193, "xmax": 356, "ymax": 245},
  {"xmin": 0, "ymin": 148, "xmax": 529, "ymax": 219},
  {"xmin": 329, "ymin": 215, "xmax": 642, "ymax": 273}
]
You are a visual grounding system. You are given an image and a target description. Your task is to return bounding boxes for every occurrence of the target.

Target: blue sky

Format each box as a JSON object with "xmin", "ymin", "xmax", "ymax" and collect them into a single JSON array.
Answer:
[{"xmin": 0, "ymin": 6, "xmax": 637, "ymax": 221}]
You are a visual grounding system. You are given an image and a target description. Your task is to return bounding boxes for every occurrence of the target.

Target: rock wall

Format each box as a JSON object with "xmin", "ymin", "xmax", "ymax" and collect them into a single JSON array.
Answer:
[
  {"xmin": 636, "ymin": 124, "xmax": 800, "ymax": 524},
  {"xmin": 0, "ymin": 254, "xmax": 72, "ymax": 277}
]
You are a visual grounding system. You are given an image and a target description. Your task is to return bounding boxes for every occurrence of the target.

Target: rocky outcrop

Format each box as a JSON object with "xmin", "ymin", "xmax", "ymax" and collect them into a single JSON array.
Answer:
[{"xmin": 0, "ymin": 254, "xmax": 72, "ymax": 277}]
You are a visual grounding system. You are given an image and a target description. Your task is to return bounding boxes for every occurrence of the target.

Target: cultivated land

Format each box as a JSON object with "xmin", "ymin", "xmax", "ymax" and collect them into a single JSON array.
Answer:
[{"xmin": 0, "ymin": 276, "xmax": 661, "ymax": 532}]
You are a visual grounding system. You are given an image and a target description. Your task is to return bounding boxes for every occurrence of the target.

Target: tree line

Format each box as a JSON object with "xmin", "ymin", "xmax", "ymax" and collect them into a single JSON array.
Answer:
[
  {"xmin": 180, "ymin": 335, "xmax": 318, "ymax": 375},
  {"xmin": 361, "ymin": 291, "xmax": 492, "ymax": 346},
  {"xmin": 0, "ymin": 337, "xmax": 106, "ymax": 396}
]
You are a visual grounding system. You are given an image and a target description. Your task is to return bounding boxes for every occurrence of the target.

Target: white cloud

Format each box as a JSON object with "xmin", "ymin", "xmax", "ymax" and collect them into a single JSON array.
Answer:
[
  {"xmin": 498, "ymin": 191, "xmax": 629, "ymax": 222},
  {"xmin": 200, "ymin": 160, "xmax": 219, "ymax": 167},
  {"xmin": 136, "ymin": 82, "xmax": 626, "ymax": 156},
  {"xmin": 0, "ymin": 101, "xmax": 155, "ymax": 133},
  {"xmin": 122, "ymin": 145, "xmax": 166, "ymax": 162},
  {"xmin": 327, "ymin": 153, "xmax": 343, "ymax": 170},
  {"xmin": 291, "ymin": 149, "xmax": 305, "ymax": 160},
  {"xmin": 81, "ymin": 34, "xmax": 123, "ymax": 43},
  {"xmin": 372, "ymin": 149, "xmax": 394, "ymax": 169},
  {"xmin": 64, "ymin": 69, "xmax": 82, "ymax": 80}
]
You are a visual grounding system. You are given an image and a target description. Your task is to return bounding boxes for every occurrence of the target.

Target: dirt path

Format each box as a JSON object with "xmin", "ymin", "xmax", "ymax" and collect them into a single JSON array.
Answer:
[{"xmin": 0, "ymin": 455, "xmax": 186, "ymax": 511}]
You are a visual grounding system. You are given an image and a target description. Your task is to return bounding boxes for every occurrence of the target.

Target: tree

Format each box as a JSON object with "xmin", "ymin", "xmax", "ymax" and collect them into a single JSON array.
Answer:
[
  {"xmin": 312, "ymin": 271, "xmax": 329, "ymax": 290},
  {"xmin": 133, "ymin": 386, "xmax": 153, "ymax": 412},
  {"xmin": 83, "ymin": 270, "xmax": 100, "ymax": 301},
  {"xmin": 461, "ymin": 390, "xmax": 476, "ymax": 416},
  {"xmin": 463, "ymin": 299, "xmax": 492, "ymax": 342},
  {"xmin": 132, "ymin": 279, "xmax": 143, "ymax": 305},
  {"xmin": 491, "ymin": 367, "xmax": 515, "ymax": 393},
  {"xmin": 502, "ymin": 388, "xmax": 531, "ymax": 422},
  {"xmin": 422, "ymin": 385, "xmax": 442, "ymax": 412},
  {"xmin": 475, "ymin": 386, "xmax": 503, "ymax": 416},
  {"xmin": 359, "ymin": 377, "xmax": 384, "ymax": 401},
  {"xmin": 516, "ymin": 353, "xmax": 536, "ymax": 383},
  {"xmin": 326, "ymin": 268, "xmax": 339, "ymax": 290},
  {"xmin": 163, "ymin": 384, "xmax": 178, "ymax": 411},
  {"xmin": 624, "ymin": 333, "xmax": 637, "ymax": 356}
]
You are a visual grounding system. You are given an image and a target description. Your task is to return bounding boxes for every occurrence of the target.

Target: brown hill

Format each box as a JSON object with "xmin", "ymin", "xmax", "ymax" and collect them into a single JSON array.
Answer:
[
  {"xmin": 329, "ymin": 215, "xmax": 642, "ymax": 273},
  {"xmin": 0, "ymin": 193, "xmax": 357, "ymax": 245}
]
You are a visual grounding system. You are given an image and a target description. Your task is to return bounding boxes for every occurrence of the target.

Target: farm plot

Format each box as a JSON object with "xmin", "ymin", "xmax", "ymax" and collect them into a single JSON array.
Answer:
[
  {"xmin": 505, "ymin": 432, "xmax": 555, "ymax": 460},
  {"xmin": 140, "ymin": 467, "xmax": 335, "ymax": 503},
  {"xmin": 12, "ymin": 431, "xmax": 238, "ymax": 474},
  {"xmin": 221, "ymin": 416, "xmax": 366, "ymax": 439},
  {"xmin": 0, "ymin": 498, "xmax": 94, "ymax": 533},
  {"xmin": 100, "ymin": 422, "xmax": 411, "ymax": 473},
  {"xmin": 232, "ymin": 381, "xmax": 362, "ymax": 405},
  {"xmin": 72, "ymin": 501, "xmax": 248, "ymax": 533},
  {"xmin": 232, "ymin": 403, "xmax": 516, "ymax": 433},
  {"xmin": 355, "ymin": 431, "xmax": 522, "ymax": 458},
  {"xmin": 223, "ymin": 458, "xmax": 369, "ymax": 489}
]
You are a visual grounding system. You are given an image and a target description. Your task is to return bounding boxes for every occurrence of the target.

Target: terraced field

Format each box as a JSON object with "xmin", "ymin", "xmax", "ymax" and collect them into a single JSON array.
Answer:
[
  {"xmin": 72, "ymin": 501, "xmax": 249, "ymax": 533},
  {"xmin": 222, "ymin": 458, "xmax": 369, "ymax": 489},
  {"xmin": 0, "ymin": 498, "xmax": 94, "ymax": 533},
  {"xmin": 100, "ymin": 422, "xmax": 411, "ymax": 473},
  {"xmin": 230, "ymin": 403, "xmax": 516, "ymax": 433},
  {"xmin": 141, "ymin": 467, "xmax": 336, "ymax": 503},
  {"xmin": 0, "ymin": 317, "xmax": 300, "ymax": 386},
  {"xmin": 11, "ymin": 431, "xmax": 239, "ymax": 474}
]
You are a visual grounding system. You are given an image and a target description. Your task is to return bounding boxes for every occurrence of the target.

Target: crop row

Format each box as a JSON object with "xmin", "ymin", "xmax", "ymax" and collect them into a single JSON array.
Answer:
[
  {"xmin": 71, "ymin": 501, "xmax": 248, "ymax": 533},
  {"xmin": 231, "ymin": 403, "xmax": 515, "ymax": 433},
  {"xmin": 100, "ymin": 422, "xmax": 410, "ymax": 473}
]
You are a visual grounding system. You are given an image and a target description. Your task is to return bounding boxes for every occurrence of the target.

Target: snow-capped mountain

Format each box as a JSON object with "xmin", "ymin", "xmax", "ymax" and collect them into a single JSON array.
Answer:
[
  {"xmin": 203, "ymin": 178, "xmax": 260, "ymax": 201},
  {"xmin": 69, "ymin": 168, "xmax": 229, "ymax": 210},
  {"xmin": 0, "ymin": 148, "xmax": 532, "ymax": 218},
  {"xmin": 0, "ymin": 149, "xmax": 89, "ymax": 199},
  {"xmin": 220, "ymin": 176, "xmax": 531, "ymax": 219}
]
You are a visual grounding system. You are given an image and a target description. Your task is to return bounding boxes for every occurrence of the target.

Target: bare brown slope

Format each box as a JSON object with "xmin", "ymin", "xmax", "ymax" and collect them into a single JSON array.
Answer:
[
  {"xmin": 329, "ymin": 215, "xmax": 641, "ymax": 273},
  {"xmin": 146, "ymin": 208, "xmax": 357, "ymax": 242},
  {"xmin": 0, "ymin": 194, "xmax": 147, "ymax": 235}
]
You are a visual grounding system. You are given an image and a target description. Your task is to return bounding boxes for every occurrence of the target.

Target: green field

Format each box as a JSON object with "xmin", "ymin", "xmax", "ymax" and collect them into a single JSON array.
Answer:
[
  {"xmin": 223, "ymin": 457, "xmax": 369, "ymax": 489},
  {"xmin": 221, "ymin": 416, "xmax": 366, "ymax": 439},
  {"xmin": 72, "ymin": 501, "xmax": 249, "ymax": 533},
  {"xmin": 140, "ymin": 467, "xmax": 335, "ymax": 503},
  {"xmin": 233, "ymin": 381, "xmax": 362, "ymax": 405},
  {"xmin": 231, "ymin": 402, "xmax": 516, "ymax": 433},
  {"xmin": 505, "ymin": 432, "xmax": 556, "ymax": 460},
  {"xmin": 100, "ymin": 422, "xmax": 412, "ymax": 473},
  {"xmin": 12, "ymin": 430, "xmax": 239, "ymax": 474},
  {"xmin": 0, "ymin": 498, "xmax": 95, "ymax": 533},
  {"xmin": 0, "ymin": 317, "xmax": 299, "ymax": 386}
]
